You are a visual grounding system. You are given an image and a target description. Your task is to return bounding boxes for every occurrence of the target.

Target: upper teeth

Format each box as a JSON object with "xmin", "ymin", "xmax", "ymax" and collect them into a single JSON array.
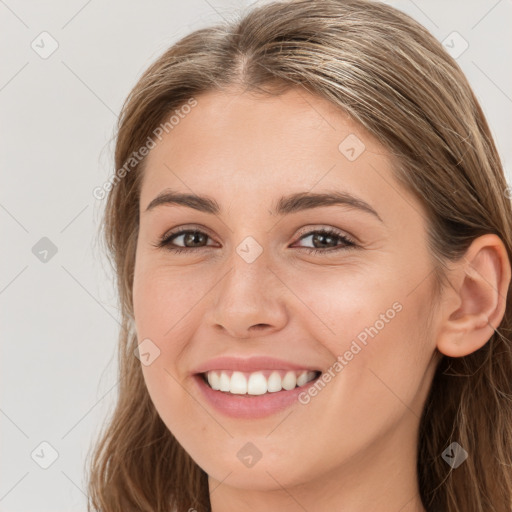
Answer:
[{"xmin": 205, "ymin": 370, "xmax": 318, "ymax": 395}]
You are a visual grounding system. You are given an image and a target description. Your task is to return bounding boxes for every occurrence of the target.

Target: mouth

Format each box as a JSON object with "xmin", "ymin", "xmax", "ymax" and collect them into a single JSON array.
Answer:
[
  {"xmin": 199, "ymin": 369, "xmax": 322, "ymax": 396},
  {"xmin": 191, "ymin": 356, "xmax": 325, "ymax": 418}
]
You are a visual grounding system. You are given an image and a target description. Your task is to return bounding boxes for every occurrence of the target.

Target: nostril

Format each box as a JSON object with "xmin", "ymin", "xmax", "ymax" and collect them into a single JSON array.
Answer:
[{"xmin": 250, "ymin": 324, "xmax": 271, "ymax": 332}]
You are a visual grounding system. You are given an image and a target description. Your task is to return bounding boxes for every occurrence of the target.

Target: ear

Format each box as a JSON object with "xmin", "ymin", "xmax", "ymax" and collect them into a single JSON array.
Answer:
[{"xmin": 436, "ymin": 234, "xmax": 511, "ymax": 358}]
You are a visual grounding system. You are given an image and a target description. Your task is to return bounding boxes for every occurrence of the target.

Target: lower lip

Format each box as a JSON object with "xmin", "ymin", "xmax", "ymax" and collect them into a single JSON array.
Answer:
[{"xmin": 193, "ymin": 374, "xmax": 318, "ymax": 419}]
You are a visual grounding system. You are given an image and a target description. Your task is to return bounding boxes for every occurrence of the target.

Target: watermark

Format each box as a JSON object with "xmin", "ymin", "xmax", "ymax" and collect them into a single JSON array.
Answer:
[
  {"xmin": 31, "ymin": 441, "xmax": 59, "ymax": 469},
  {"xmin": 338, "ymin": 133, "xmax": 366, "ymax": 162},
  {"xmin": 237, "ymin": 441, "xmax": 263, "ymax": 468},
  {"xmin": 236, "ymin": 236, "xmax": 264, "ymax": 263},
  {"xmin": 442, "ymin": 31, "xmax": 469, "ymax": 60},
  {"xmin": 31, "ymin": 31, "xmax": 59, "ymax": 59},
  {"xmin": 32, "ymin": 236, "xmax": 58, "ymax": 263},
  {"xmin": 134, "ymin": 338, "xmax": 161, "ymax": 366},
  {"xmin": 92, "ymin": 97, "xmax": 198, "ymax": 200},
  {"xmin": 441, "ymin": 442, "xmax": 468, "ymax": 469},
  {"xmin": 298, "ymin": 301, "xmax": 403, "ymax": 404}
]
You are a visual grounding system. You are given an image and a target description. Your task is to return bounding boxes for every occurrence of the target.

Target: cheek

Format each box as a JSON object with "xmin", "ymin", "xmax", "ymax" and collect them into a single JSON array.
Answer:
[
  {"xmin": 133, "ymin": 263, "xmax": 207, "ymax": 447},
  {"xmin": 285, "ymin": 260, "xmax": 434, "ymax": 415},
  {"xmin": 279, "ymin": 261, "xmax": 398, "ymax": 346},
  {"xmin": 325, "ymin": 279, "xmax": 435, "ymax": 436},
  {"xmin": 133, "ymin": 261, "xmax": 202, "ymax": 342},
  {"xmin": 132, "ymin": 261, "xmax": 200, "ymax": 421}
]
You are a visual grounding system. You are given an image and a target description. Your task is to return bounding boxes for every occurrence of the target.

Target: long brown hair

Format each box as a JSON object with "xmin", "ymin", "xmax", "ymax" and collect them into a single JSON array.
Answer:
[{"xmin": 86, "ymin": 1, "xmax": 512, "ymax": 510}]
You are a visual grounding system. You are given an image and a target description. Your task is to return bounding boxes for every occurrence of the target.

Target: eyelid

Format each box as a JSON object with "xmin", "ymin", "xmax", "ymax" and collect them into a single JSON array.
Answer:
[
  {"xmin": 159, "ymin": 224, "xmax": 216, "ymax": 241},
  {"xmin": 294, "ymin": 224, "xmax": 353, "ymax": 241}
]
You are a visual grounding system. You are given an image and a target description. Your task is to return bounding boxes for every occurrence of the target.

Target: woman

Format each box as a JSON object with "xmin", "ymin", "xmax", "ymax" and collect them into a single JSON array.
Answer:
[{"xmin": 87, "ymin": 0, "xmax": 512, "ymax": 510}]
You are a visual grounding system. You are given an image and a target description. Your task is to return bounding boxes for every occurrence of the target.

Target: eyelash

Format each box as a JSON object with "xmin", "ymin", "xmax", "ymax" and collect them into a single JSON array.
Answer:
[{"xmin": 153, "ymin": 227, "xmax": 357, "ymax": 255}]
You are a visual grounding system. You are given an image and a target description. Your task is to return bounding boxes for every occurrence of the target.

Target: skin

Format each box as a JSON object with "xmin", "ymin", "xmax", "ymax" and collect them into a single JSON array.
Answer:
[{"xmin": 132, "ymin": 86, "xmax": 510, "ymax": 511}]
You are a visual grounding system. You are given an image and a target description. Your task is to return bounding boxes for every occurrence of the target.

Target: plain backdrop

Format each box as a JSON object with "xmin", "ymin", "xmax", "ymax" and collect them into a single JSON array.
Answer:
[{"xmin": 1, "ymin": 0, "xmax": 511, "ymax": 510}]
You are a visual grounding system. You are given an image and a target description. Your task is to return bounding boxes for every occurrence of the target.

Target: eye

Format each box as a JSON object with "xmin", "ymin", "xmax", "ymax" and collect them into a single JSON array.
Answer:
[
  {"xmin": 153, "ymin": 227, "xmax": 357, "ymax": 255},
  {"xmin": 153, "ymin": 227, "xmax": 217, "ymax": 254},
  {"xmin": 292, "ymin": 228, "xmax": 357, "ymax": 254}
]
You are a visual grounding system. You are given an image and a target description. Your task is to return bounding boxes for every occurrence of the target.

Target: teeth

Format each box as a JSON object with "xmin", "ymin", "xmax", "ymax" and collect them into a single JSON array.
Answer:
[
  {"xmin": 230, "ymin": 371, "xmax": 247, "ymax": 394},
  {"xmin": 219, "ymin": 372, "xmax": 230, "ymax": 392},
  {"xmin": 267, "ymin": 371, "xmax": 282, "ymax": 392},
  {"xmin": 207, "ymin": 371, "xmax": 220, "ymax": 390},
  {"xmin": 204, "ymin": 369, "xmax": 318, "ymax": 395},
  {"xmin": 282, "ymin": 371, "xmax": 297, "ymax": 390},
  {"xmin": 296, "ymin": 371, "xmax": 310, "ymax": 386},
  {"xmin": 247, "ymin": 372, "xmax": 267, "ymax": 395}
]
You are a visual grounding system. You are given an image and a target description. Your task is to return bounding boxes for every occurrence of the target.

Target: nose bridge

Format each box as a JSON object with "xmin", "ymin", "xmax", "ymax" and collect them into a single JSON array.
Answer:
[
  {"xmin": 208, "ymin": 231, "xmax": 288, "ymax": 336},
  {"xmin": 221, "ymin": 233, "xmax": 271, "ymax": 300}
]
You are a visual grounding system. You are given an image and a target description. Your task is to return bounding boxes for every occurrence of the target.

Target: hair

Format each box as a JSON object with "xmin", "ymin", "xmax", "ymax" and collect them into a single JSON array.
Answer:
[{"xmin": 86, "ymin": 0, "xmax": 512, "ymax": 510}]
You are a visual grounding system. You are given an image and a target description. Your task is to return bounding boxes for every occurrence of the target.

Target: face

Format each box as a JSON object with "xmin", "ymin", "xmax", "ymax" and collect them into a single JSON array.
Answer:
[{"xmin": 132, "ymin": 87, "xmax": 442, "ymax": 494}]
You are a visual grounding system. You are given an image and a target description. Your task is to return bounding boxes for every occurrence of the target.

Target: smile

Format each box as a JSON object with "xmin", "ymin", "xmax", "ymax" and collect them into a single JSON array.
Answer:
[
  {"xmin": 202, "ymin": 369, "xmax": 321, "ymax": 395},
  {"xmin": 192, "ymin": 356, "xmax": 324, "ymax": 418}
]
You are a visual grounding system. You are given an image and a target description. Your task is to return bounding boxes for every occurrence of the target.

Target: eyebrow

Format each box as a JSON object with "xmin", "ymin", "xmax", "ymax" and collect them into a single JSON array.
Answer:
[{"xmin": 144, "ymin": 189, "xmax": 383, "ymax": 222}]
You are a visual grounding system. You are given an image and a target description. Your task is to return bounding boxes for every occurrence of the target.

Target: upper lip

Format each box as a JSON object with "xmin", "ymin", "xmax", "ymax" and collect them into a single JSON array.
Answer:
[{"xmin": 191, "ymin": 356, "xmax": 322, "ymax": 375}]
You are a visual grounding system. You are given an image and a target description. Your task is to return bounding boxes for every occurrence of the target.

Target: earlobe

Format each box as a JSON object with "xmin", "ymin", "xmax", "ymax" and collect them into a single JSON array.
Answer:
[{"xmin": 436, "ymin": 234, "xmax": 511, "ymax": 358}]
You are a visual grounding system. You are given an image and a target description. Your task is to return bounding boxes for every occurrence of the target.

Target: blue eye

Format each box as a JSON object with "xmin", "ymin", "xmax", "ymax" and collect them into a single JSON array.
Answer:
[{"xmin": 153, "ymin": 227, "xmax": 357, "ymax": 255}]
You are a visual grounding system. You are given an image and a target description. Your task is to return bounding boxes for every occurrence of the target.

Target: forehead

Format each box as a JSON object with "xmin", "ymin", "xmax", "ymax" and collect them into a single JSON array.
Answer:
[
  {"xmin": 138, "ymin": 87, "xmax": 423, "ymax": 227},
  {"xmin": 145, "ymin": 86, "xmax": 383, "ymax": 164}
]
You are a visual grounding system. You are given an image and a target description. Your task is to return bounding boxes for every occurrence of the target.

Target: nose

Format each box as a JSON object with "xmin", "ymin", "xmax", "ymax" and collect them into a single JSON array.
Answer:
[{"xmin": 206, "ymin": 248, "xmax": 289, "ymax": 340}]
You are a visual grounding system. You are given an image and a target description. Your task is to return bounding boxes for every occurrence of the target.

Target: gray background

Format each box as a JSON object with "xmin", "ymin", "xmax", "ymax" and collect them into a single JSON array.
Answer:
[{"xmin": 1, "ymin": 0, "xmax": 511, "ymax": 510}]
